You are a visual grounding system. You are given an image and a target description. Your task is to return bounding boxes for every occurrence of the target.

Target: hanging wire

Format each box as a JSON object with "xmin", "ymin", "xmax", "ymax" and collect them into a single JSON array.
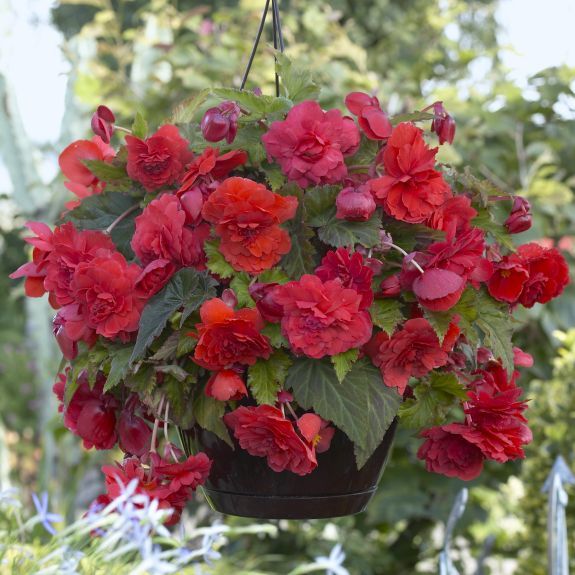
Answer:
[
  {"xmin": 240, "ymin": 0, "xmax": 271, "ymax": 90},
  {"xmin": 240, "ymin": 0, "xmax": 285, "ymax": 95}
]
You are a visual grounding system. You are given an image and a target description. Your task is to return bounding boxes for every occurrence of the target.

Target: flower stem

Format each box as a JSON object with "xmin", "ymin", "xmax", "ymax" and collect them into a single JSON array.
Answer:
[
  {"xmin": 113, "ymin": 125, "xmax": 133, "ymax": 135},
  {"xmin": 105, "ymin": 204, "xmax": 140, "ymax": 235},
  {"xmin": 384, "ymin": 242, "xmax": 425, "ymax": 274}
]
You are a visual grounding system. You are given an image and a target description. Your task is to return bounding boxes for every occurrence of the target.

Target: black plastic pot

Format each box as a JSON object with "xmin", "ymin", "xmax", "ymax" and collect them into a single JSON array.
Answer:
[{"xmin": 186, "ymin": 418, "xmax": 398, "ymax": 519}]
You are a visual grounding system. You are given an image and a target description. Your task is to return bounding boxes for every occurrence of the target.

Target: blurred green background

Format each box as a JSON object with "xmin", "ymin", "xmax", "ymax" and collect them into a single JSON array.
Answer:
[{"xmin": 0, "ymin": 0, "xmax": 574, "ymax": 573}]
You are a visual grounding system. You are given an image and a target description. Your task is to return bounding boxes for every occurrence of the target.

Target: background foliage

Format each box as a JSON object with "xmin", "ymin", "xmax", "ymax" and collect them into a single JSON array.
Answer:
[{"xmin": 1, "ymin": 0, "xmax": 574, "ymax": 573}]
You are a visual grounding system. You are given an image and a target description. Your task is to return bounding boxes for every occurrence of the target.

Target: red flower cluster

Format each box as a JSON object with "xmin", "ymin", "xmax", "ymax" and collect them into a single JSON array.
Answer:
[
  {"xmin": 488, "ymin": 242, "xmax": 569, "ymax": 307},
  {"xmin": 366, "ymin": 318, "xmax": 451, "ymax": 394},
  {"xmin": 225, "ymin": 405, "xmax": 333, "ymax": 475},
  {"xmin": 132, "ymin": 193, "xmax": 210, "ymax": 270},
  {"xmin": 202, "ymin": 177, "xmax": 298, "ymax": 273},
  {"xmin": 262, "ymin": 101, "xmax": 360, "ymax": 188},
  {"xmin": 370, "ymin": 123, "xmax": 452, "ymax": 224},
  {"xmin": 274, "ymin": 274, "xmax": 372, "ymax": 358},
  {"xmin": 53, "ymin": 371, "xmax": 151, "ymax": 454},
  {"xmin": 193, "ymin": 298, "xmax": 272, "ymax": 370},
  {"xmin": 418, "ymin": 355, "xmax": 532, "ymax": 480},
  {"xmin": 126, "ymin": 125, "xmax": 193, "ymax": 191},
  {"xmin": 100, "ymin": 453, "xmax": 211, "ymax": 525}
]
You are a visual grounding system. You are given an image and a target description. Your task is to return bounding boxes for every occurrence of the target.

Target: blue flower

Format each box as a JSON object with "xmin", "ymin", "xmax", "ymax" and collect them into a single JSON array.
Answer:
[{"xmin": 32, "ymin": 492, "xmax": 62, "ymax": 536}]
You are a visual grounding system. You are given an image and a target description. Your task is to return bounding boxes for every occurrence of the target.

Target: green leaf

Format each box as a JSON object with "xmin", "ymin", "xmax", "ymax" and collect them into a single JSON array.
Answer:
[
  {"xmin": 247, "ymin": 350, "xmax": 292, "ymax": 405},
  {"xmin": 212, "ymin": 88, "xmax": 292, "ymax": 119},
  {"xmin": 261, "ymin": 323, "xmax": 287, "ymax": 348},
  {"xmin": 281, "ymin": 190, "xmax": 317, "ymax": 278},
  {"xmin": 104, "ymin": 346, "xmax": 134, "ymax": 392},
  {"xmin": 170, "ymin": 89, "xmax": 210, "ymax": 124},
  {"xmin": 131, "ymin": 112, "xmax": 148, "ymax": 139},
  {"xmin": 331, "ymin": 348, "xmax": 360, "ymax": 383},
  {"xmin": 370, "ymin": 299, "xmax": 404, "ymax": 334},
  {"xmin": 162, "ymin": 373, "xmax": 196, "ymax": 428},
  {"xmin": 399, "ymin": 372, "xmax": 468, "ymax": 429},
  {"xmin": 131, "ymin": 269, "xmax": 217, "ymax": 365},
  {"xmin": 275, "ymin": 53, "xmax": 320, "ymax": 103},
  {"xmin": 125, "ymin": 364, "xmax": 157, "ymax": 397},
  {"xmin": 475, "ymin": 289, "xmax": 515, "ymax": 374},
  {"xmin": 288, "ymin": 357, "xmax": 401, "ymax": 468},
  {"xmin": 263, "ymin": 164, "xmax": 286, "ymax": 191},
  {"xmin": 227, "ymin": 122, "xmax": 267, "ymax": 164},
  {"xmin": 86, "ymin": 346, "xmax": 108, "ymax": 386},
  {"xmin": 473, "ymin": 207, "xmax": 516, "ymax": 251},
  {"xmin": 347, "ymin": 137, "xmax": 379, "ymax": 167},
  {"xmin": 176, "ymin": 331, "xmax": 196, "ymax": 357},
  {"xmin": 193, "ymin": 391, "xmax": 233, "ymax": 446},
  {"xmin": 424, "ymin": 288, "xmax": 478, "ymax": 346},
  {"xmin": 155, "ymin": 364, "xmax": 190, "ymax": 382},
  {"xmin": 230, "ymin": 273, "xmax": 254, "ymax": 308},
  {"xmin": 62, "ymin": 192, "xmax": 141, "ymax": 259},
  {"xmin": 318, "ymin": 213, "xmax": 381, "ymax": 248},
  {"xmin": 83, "ymin": 160, "xmax": 129, "ymax": 182},
  {"xmin": 150, "ymin": 332, "xmax": 180, "ymax": 361},
  {"xmin": 304, "ymin": 186, "xmax": 338, "ymax": 227},
  {"xmin": 258, "ymin": 268, "xmax": 290, "ymax": 284},
  {"xmin": 204, "ymin": 239, "xmax": 235, "ymax": 279}
]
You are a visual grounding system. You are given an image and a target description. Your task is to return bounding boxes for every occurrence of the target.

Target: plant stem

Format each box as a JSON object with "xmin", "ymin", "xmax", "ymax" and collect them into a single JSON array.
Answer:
[
  {"xmin": 384, "ymin": 242, "xmax": 425, "ymax": 274},
  {"xmin": 105, "ymin": 204, "xmax": 139, "ymax": 235}
]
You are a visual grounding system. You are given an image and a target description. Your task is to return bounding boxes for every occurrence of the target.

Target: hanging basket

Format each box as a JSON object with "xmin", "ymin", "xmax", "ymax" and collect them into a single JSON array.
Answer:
[{"xmin": 185, "ymin": 418, "xmax": 397, "ymax": 519}]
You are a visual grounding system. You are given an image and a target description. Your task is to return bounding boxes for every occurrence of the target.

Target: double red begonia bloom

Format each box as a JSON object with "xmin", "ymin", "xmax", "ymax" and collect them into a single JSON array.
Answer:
[
  {"xmin": 370, "ymin": 123, "xmax": 452, "ymax": 223},
  {"xmin": 367, "ymin": 318, "xmax": 450, "ymax": 394},
  {"xmin": 126, "ymin": 125, "xmax": 193, "ymax": 191},
  {"xmin": 177, "ymin": 147, "xmax": 248, "ymax": 197},
  {"xmin": 193, "ymin": 298, "xmax": 272, "ymax": 370},
  {"xmin": 417, "ymin": 424, "xmax": 484, "ymax": 481},
  {"xmin": 426, "ymin": 196, "xmax": 477, "ymax": 241},
  {"xmin": 488, "ymin": 243, "xmax": 569, "ymax": 307},
  {"xmin": 101, "ymin": 453, "xmax": 211, "ymax": 526},
  {"xmin": 274, "ymin": 274, "xmax": 373, "ymax": 359},
  {"xmin": 202, "ymin": 177, "xmax": 298, "ymax": 274},
  {"xmin": 59, "ymin": 136, "xmax": 115, "ymax": 201},
  {"xmin": 516, "ymin": 243, "xmax": 569, "ymax": 307},
  {"xmin": 132, "ymin": 193, "xmax": 209, "ymax": 269},
  {"xmin": 315, "ymin": 247, "xmax": 374, "ymax": 310},
  {"xmin": 70, "ymin": 251, "xmax": 145, "ymax": 340},
  {"xmin": 224, "ymin": 405, "xmax": 318, "ymax": 475},
  {"xmin": 262, "ymin": 100, "xmax": 360, "ymax": 188},
  {"xmin": 345, "ymin": 92, "xmax": 393, "ymax": 140},
  {"xmin": 53, "ymin": 371, "xmax": 119, "ymax": 450}
]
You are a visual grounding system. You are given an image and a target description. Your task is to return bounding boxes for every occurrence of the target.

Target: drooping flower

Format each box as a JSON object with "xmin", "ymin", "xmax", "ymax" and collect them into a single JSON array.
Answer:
[
  {"xmin": 315, "ymin": 248, "xmax": 374, "ymax": 310},
  {"xmin": 370, "ymin": 123, "xmax": 452, "ymax": 223},
  {"xmin": 152, "ymin": 452, "xmax": 212, "ymax": 492},
  {"xmin": 202, "ymin": 177, "xmax": 298, "ymax": 274},
  {"xmin": 487, "ymin": 255, "xmax": 529, "ymax": 304},
  {"xmin": 368, "ymin": 318, "xmax": 450, "ymax": 394},
  {"xmin": 91, "ymin": 105, "xmax": 115, "ymax": 143},
  {"xmin": 249, "ymin": 282, "xmax": 284, "ymax": 323},
  {"xmin": 297, "ymin": 413, "xmax": 335, "ymax": 454},
  {"xmin": 126, "ymin": 125, "xmax": 193, "ymax": 191},
  {"xmin": 118, "ymin": 404, "xmax": 152, "ymax": 457},
  {"xmin": 412, "ymin": 267, "xmax": 466, "ymax": 312},
  {"xmin": 131, "ymin": 193, "xmax": 209, "ymax": 269},
  {"xmin": 53, "ymin": 370, "xmax": 119, "ymax": 450},
  {"xmin": 224, "ymin": 405, "xmax": 317, "ymax": 475},
  {"xmin": 505, "ymin": 196, "xmax": 532, "ymax": 234},
  {"xmin": 335, "ymin": 185, "xmax": 377, "ymax": 221},
  {"xmin": 201, "ymin": 101, "xmax": 241, "ymax": 144},
  {"xmin": 70, "ymin": 251, "xmax": 144, "ymax": 340},
  {"xmin": 59, "ymin": 136, "xmax": 116, "ymax": 201},
  {"xmin": 274, "ymin": 274, "xmax": 372, "ymax": 359},
  {"xmin": 516, "ymin": 243, "xmax": 569, "ymax": 307},
  {"xmin": 205, "ymin": 369, "xmax": 248, "ymax": 401},
  {"xmin": 345, "ymin": 92, "xmax": 392, "ymax": 140},
  {"xmin": 193, "ymin": 298, "xmax": 272, "ymax": 370},
  {"xmin": 428, "ymin": 101, "xmax": 456, "ymax": 145},
  {"xmin": 262, "ymin": 100, "xmax": 360, "ymax": 188},
  {"xmin": 418, "ymin": 424, "xmax": 484, "ymax": 480}
]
